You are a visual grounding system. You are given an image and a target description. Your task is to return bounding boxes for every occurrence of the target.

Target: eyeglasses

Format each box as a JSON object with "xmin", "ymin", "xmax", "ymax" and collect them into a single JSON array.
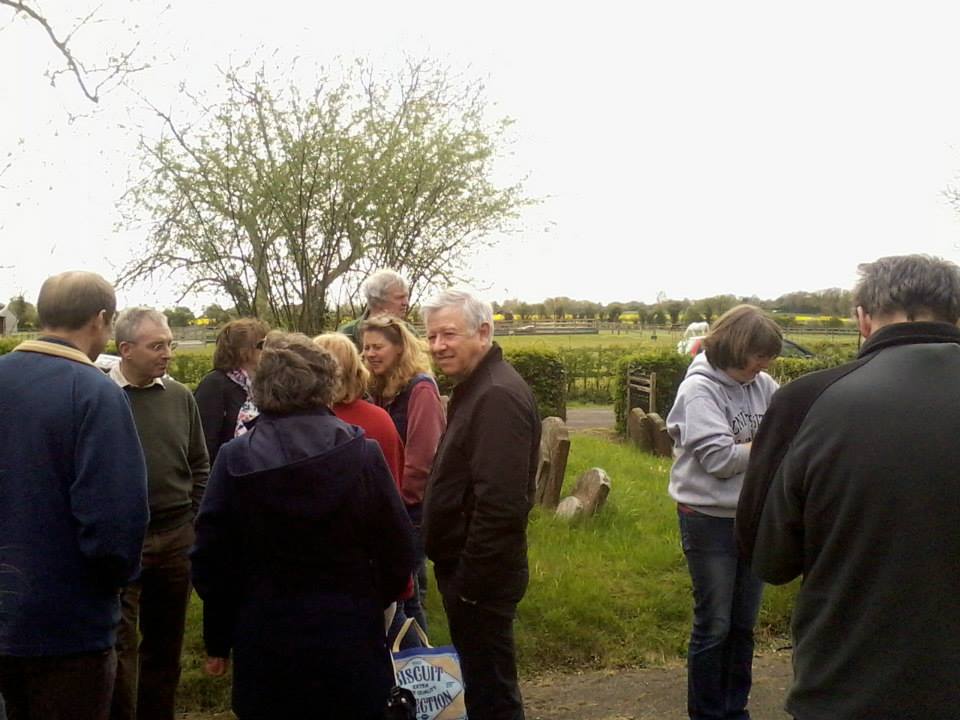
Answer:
[{"xmin": 125, "ymin": 340, "xmax": 177, "ymax": 352}]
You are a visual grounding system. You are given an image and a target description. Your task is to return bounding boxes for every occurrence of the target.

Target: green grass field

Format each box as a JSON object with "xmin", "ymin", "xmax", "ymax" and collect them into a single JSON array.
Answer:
[{"xmin": 176, "ymin": 434, "xmax": 796, "ymax": 713}]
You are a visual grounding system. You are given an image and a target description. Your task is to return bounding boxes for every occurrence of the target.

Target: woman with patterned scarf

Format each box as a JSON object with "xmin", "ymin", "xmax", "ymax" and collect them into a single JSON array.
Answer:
[{"xmin": 195, "ymin": 318, "xmax": 270, "ymax": 465}]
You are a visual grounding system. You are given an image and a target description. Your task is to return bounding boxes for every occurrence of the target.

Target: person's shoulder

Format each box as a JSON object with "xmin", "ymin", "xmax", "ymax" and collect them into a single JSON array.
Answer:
[
  {"xmin": 196, "ymin": 368, "xmax": 226, "ymax": 386},
  {"xmin": 162, "ymin": 375, "xmax": 201, "ymax": 409},
  {"xmin": 409, "ymin": 373, "xmax": 439, "ymax": 395},
  {"xmin": 354, "ymin": 398, "xmax": 396, "ymax": 425},
  {"xmin": 162, "ymin": 374, "xmax": 192, "ymax": 394},
  {"xmin": 483, "ymin": 364, "xmax": 536, "ymax": 409},
  {"xmin": 676, "ymin": 371, "xmax": 725, "ymax": 401}
]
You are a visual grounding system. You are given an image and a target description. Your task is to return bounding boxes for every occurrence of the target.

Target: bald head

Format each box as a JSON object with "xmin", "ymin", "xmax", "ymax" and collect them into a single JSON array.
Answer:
[{"xmin": 37, "ymin": 271, "xmax": 116, "ymax": 331}]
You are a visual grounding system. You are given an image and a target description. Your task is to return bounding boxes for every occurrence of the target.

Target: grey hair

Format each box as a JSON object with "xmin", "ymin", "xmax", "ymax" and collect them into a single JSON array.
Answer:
[
  {"xmin": 421, "ymin": 287, "xmax": 494, "ymax": 336},
  {"xmin": 115, "ymin": 307, "xmax": 169, "ymax": 344},
  {"xmin": 854, "ymin": 254, "xmax": 960, "ymax": 324},
  {"xmin": 362, "ymin": 269, "xmax": 409, "ymax": 309}
]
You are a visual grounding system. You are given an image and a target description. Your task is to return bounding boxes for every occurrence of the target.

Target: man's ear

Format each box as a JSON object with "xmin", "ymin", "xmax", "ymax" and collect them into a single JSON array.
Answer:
[
  {"xmin": 856, "ymin": 306, "xmax": 873, "ymax": 339},
  {"xmin": 478, "ymin": 321, "xmax": 493, "ymax": 345}
]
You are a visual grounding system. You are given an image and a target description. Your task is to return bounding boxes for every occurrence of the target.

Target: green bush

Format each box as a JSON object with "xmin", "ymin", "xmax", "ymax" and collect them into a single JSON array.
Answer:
[
  {"xmin": 168, "ymin": 350, "xmax": 215, "ymax": 390},
  {"xmin": 556, "ymin": 346, "xmax": 634, "ymax": 403},
  {"xmin": 503, "ymin": 348, "xmax": 567, "ymax": 420},
  {"xmin": 435, "ymin": 347, "xmax": 567, "ymax": 420},
  {"xmin": 0, "ymin": 337, "xmax": 20, "ymax": 355},
  {"xmin": 768, "ymin": 356, "xmax": 845, "ymax": 385},
  {"xmin": 613, "ymin": 352, "xmax": 692, "ymax": 433}
]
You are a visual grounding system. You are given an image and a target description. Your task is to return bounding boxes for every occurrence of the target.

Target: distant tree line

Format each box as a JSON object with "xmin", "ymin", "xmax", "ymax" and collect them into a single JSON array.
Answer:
[
  {"xmin": 491, "ymin": 288, "xmax": 854, "ymax": 326},
  {"xmin": 2, "ymin": 287, "xmax": 854, "ymax": 333}
]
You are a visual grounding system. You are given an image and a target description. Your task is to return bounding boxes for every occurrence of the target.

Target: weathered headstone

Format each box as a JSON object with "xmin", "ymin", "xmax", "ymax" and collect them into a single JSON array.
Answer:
[
  {"xmin": 646, "ymin": 412, "xmax": 673, "ymax": 458},
  {"xmin": 555, "ymin": 496, "xmax": 584, "ymax": 520},
  {"xmin": 572, "ymin": 467, "xmax": 611, "ymax": 516},
  {"xmin": 627, "ymin": 408, "xmax": 653, "ymax": 452},
  {"xmin": 535, "ymin": 416, "xmax": 570, "ymax": 509}
]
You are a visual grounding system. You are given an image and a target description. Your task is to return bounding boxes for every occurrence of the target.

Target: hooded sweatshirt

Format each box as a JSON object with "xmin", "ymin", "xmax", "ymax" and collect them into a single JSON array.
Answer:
[{"xmin": 666, "ymin": 352, "xmax": 778, "ymax": 517}]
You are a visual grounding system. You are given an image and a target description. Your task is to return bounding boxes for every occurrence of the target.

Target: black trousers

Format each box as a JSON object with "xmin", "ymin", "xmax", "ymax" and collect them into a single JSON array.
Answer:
[
  {"xmin": 0, "ymin": 648, "xmax": 117, "ymax": 720},
  {"xmin": 437, "ymin": 574, "xmax": 524, "ymax": 720},
  {"xmin": 110, "ymin": 523, "xmax": 194, "ymax": 720}
]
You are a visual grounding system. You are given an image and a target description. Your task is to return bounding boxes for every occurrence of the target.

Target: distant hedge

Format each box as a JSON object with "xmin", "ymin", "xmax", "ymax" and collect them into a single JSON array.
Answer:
[
  {"xmin": 435, "ymin": 346, "xmax": 566, "ymax": 420},
  {"xmin": 613, "ymin": 351, "xmax": 858, "ymax": 434},
  {"xmin": 502, "ymin": 348, "xmax": 567, "ymax": 420},
  {"xmin": 0, "ymin": 339, "xmax": 566, "ymax": 418},
  {"xmin": 613, "ymin": 352, "xmax": 692, "ymax": 434}
]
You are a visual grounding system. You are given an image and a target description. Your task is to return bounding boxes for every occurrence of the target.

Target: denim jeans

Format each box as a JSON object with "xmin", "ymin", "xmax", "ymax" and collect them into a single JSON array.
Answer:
[
  {"xmin": 679, "ymin": 511, "xmax": 763, "ymax": 720},
  {"xmin": 402, "ymin": 523, "xmax": 429, "ymax": 635}
]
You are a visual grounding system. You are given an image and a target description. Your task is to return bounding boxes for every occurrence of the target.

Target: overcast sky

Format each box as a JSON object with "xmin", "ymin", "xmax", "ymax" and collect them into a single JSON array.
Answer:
[{"xmin": 3, "ymin": 1, "xmax": 960, "ymax": 311}]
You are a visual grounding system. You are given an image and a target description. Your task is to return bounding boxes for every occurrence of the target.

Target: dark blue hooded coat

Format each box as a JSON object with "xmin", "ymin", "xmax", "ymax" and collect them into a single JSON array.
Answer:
[{"xmin": 191, "ymin": 407, "xmax": 415, "ymax": 719}]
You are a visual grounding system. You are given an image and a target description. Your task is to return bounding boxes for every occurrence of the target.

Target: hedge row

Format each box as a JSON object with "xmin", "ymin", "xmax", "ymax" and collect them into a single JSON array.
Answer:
[
  {"xmin": 612, "ymin": 350, "xmax": 859, "ymax": 434},
  {"xmin": 557, "ymin": 346, "xmax": 634, "ymax": 403},
  {"xmin": 431, "ymin": 347, "xmax": 566, "ymax": 420},
  {"xmin": 0, "ymin": 339, "xmax": 566, "ymax": 421},
  {"xmin": 612, "ymin": 352, "xmax": 692, "ymax": 434}
]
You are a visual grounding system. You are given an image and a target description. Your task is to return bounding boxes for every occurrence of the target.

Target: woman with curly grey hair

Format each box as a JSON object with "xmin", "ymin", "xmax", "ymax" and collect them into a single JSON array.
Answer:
[{"xmin": 190, "ymin": 332, "xmax": 416, "ymax": 720}]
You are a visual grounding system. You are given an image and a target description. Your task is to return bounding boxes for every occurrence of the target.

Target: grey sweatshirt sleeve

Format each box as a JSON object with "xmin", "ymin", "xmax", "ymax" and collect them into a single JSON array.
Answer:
[{"xmin": 674, "ymin": 394, "xmax": 750, "ymax": 479}]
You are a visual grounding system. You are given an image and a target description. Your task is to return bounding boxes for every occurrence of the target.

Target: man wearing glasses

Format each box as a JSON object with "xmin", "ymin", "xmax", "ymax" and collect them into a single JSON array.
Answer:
[{"xmin": 108, "ymin": 308, "xmax": 209, "ymax": 720}]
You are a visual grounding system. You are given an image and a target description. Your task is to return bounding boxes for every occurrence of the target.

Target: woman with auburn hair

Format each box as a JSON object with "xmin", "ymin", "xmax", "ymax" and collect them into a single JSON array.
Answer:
[
  {"xmin": 665, "ymin": 304, "xmax": 782, "ymax": 720},
  {"xmin": 191, "ymin": 332, "xmax": 415, "ymax": 720},
  {"xmin": 312, "ymin": 332, "xmax": 404, "ymax": 488},
  {"xmin": 361, "ymin": 315, "xmax": 445, "ymax": 640},
  {"xmin": 194, "ymin": 318, "xmax": 270, "ymax": 464}
]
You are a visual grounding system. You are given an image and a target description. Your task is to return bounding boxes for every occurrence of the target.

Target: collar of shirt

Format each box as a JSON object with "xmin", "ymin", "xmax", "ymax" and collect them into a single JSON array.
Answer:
[{"xmin": 109, "ymin": 362, "xmax": 166, "ymax": 389}]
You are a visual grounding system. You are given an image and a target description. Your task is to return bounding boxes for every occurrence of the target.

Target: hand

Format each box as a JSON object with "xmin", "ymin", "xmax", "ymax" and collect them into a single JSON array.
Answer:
[{"xmin": 204, "ymin": 656, "xmax": 230, "ymax": 676}]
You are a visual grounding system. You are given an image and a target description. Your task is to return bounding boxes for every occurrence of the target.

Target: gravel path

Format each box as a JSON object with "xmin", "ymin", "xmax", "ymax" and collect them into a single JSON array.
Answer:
[
  {"xmin": 180, "ymin": 650, "xmax": 793, "ymax": 719},
  {"xmin": 565, "ymin": 406, "xmax": 616, "ymax": 430}
]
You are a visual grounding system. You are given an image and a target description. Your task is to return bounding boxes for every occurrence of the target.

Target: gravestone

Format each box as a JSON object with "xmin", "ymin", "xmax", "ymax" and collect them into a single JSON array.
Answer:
[
  {"xmin": 627, "ymin": 408, "xmax": 654, "ymax": 452},
  {"xmin": 570, "ymin": 467, "xmax": 611, "ymax": 516},
  {"xmin": 555, "ymin": 496, "xmax": 584, "ymax": 520},
  {"xmin": 646, "ymin": 412, "xmax": 673, "ymax": 457},
  {"xmin": 535, "ymin": 416, "xmax": 570, "ymax": 509},
  {"xmin": 556, "ymin": 467, "xmax": 612, "ymax": 521}
]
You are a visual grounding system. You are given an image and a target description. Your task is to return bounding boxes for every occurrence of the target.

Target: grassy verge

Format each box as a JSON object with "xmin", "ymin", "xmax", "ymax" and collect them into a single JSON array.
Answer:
[{"xmin": 177, "ymin": 435, "xmax": 795, "ymax": 712}]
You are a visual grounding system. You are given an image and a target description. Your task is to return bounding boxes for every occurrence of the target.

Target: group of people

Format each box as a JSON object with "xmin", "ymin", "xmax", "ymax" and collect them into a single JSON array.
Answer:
[
  {"xmin": 0, "ymin": 269, "xmax": 541, "ymax": 720},
  {"xmin": 1, "ymin": 253, "xmax": 959, "ymax": 720},
  {"xmin": 667, "ymin": 254, "xmax": 960, "ymax": 719}
]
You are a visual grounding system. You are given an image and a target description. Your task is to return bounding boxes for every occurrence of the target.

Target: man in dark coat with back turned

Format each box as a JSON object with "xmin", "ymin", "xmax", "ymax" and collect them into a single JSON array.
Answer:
[
  {"xmin": 737, "ymin": 254, "xmax": 960, "ymax": 720},
  {"xmin": 422, "ymin": 287, "xmax": 541, "ymax": 720}
]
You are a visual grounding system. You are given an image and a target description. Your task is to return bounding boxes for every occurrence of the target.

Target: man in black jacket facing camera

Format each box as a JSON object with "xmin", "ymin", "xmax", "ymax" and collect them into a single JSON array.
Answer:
[{"xmin": 422, "ymin": 287, "xmax": 541, "ymax": 720}]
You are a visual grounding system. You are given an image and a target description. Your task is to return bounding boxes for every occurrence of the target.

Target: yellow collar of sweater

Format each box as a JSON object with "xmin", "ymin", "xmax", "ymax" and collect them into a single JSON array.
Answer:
[{"xmin": 13, "ymin": 339, "xmax": 95, "ymax": 367}]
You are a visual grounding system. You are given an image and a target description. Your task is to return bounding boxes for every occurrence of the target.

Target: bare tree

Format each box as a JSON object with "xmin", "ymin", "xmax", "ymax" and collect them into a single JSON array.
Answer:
[{"xmin": 1, "ymin": 0, "xmax": 146, "ymax": 103}]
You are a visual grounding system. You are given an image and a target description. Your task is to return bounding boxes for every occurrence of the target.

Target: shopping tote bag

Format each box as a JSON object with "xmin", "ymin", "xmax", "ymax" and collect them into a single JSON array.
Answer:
[{"xmin": 391, "ymin": 618, "xmax": 467, "ymax": 720}]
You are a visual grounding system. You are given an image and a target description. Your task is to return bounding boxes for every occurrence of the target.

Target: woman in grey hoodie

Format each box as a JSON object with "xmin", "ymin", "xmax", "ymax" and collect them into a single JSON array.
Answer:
[{"xmin": 666, "ymin": 305, "xmax": 782, "ymax": 720}]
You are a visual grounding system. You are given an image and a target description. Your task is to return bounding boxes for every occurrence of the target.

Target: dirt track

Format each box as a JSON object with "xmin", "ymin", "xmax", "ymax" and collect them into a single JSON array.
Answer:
[
  {"xmin": 522, "ymin": 650, "xmax": 792, "ymax": 719},
  {"xmin": 182, "ymin": 650, "xmax": 793, "ymax": 719}
]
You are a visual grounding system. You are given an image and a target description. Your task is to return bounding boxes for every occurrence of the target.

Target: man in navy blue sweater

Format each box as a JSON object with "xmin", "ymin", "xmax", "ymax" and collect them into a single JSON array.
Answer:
[{"xmin": 0, "ymin": 271, "xmax": 149, "ymax": 720}]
